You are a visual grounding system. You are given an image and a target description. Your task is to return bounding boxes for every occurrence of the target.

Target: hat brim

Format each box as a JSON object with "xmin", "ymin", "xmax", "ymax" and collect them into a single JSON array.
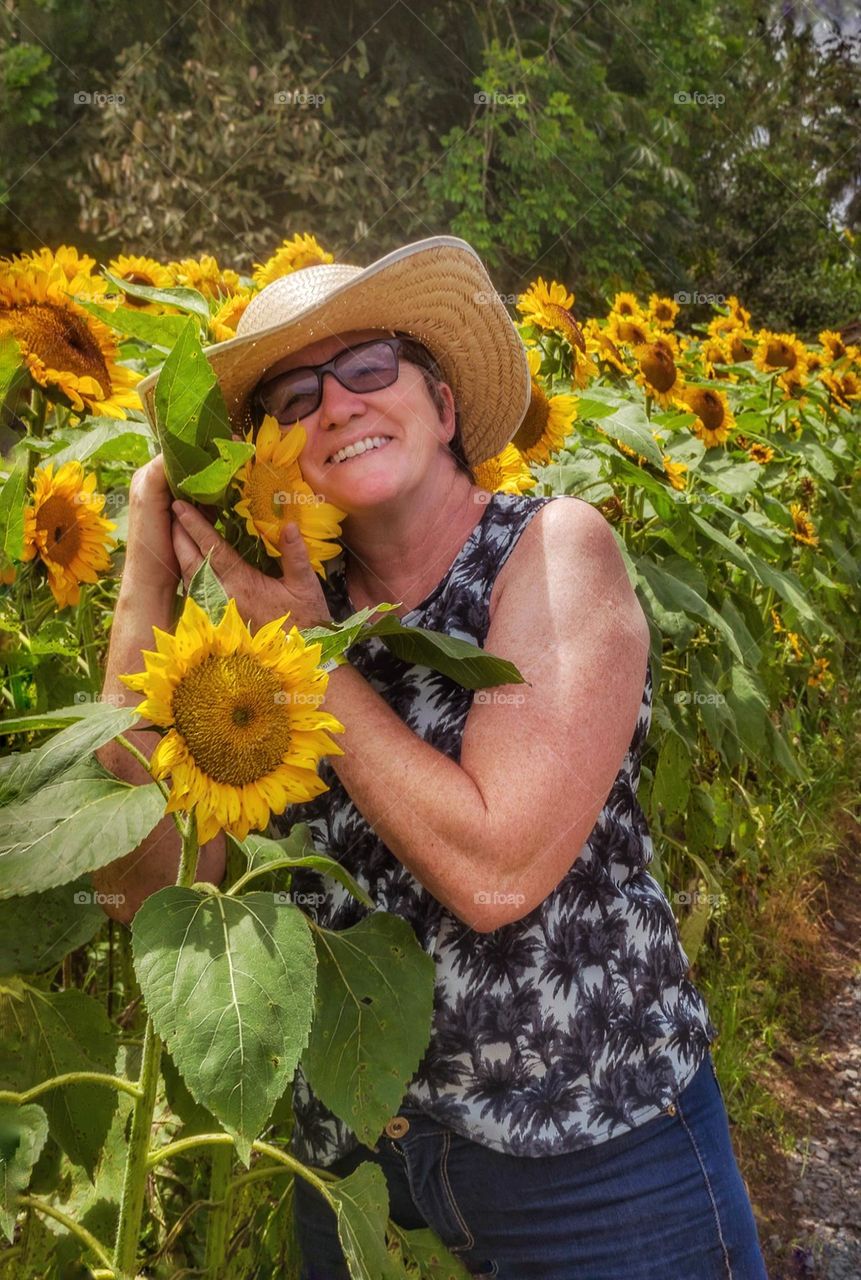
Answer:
[{"xmin": 136, "ymin": 236, "xmax": 530, "ymax": 468}]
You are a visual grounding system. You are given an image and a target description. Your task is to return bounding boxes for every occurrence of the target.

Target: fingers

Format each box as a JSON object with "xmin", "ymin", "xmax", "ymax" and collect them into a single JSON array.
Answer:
[
  {"xmin": 171, "ymin": 501, "xmax": 243, "ymax": 586},
  {"xmin": 171, "ymin": 520, "xmax": 203, "ymax": 588}
]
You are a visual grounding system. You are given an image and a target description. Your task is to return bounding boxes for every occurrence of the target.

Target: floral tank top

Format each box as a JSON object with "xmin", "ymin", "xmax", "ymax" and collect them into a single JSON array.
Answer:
[{"xmin": 271, "ymin": 491, "xmax": 719, "ymax": 1166}]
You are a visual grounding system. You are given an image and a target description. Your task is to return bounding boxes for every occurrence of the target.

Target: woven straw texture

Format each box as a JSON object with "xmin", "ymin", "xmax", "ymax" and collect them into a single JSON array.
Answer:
[{"xmin": 136, "ymin": 237, "xmax": 530, "ymax": 467}]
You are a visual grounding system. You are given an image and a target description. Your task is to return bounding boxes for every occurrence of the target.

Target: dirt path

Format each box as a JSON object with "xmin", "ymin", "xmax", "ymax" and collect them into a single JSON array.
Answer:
[{"xmin": 735, "ymin": 813, "xmax": 861, "ymax": 1279}]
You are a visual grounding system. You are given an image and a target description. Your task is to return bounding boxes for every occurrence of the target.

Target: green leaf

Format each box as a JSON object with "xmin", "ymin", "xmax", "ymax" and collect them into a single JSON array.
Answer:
[
  {"xmin": 238, "ymin": 832, "xmax": 374, "ymax": 908},
  {"xmin": 0, "ymin": 335, "xmax": 28, "ymax": 417},
  {"xmin": 678, "ymin": 890, "xmax": 711, "ymax": 969},
  {"xmin": 0, "ymin": 878, "xmax": 105, "ymax": 976},
  {"xmin": 0, "ymin": 465, "xmax": 25, "ymax": 563},
  {"xmin": 0, "ymin": 703, "xmax": 107, "ymax": 737},
  {"xmin": 302, "ymin": 913, "xmax": 435, "ymax": 1147},
  {"xmin": 396, "ymin": 1227, "xmax": 473, "ymax": 1279},
  {"xmin": 153, "ymin": 319, "xmax": 231, "ymax": 495},
  {"xmin": 303, "ymin": 609, "xmax": 526, "ymax": 691},
  {"xmin": 76, "ymin": 299, "xmax": 194, "ymax": 350},
  {"xmin": 188, "ymin": 553, "xmax": 228, "ymax": 624},
  {"xmin": 325, "ymin": 1162, "xmax": 403, "ymax": 1280},
  {"xmin": 0, "ymin": 771, "xmax": 165, "ymax": 898},
  {"xmin": 0, "ymin": 1102, "xmax": 49, "ymax": 1241},
  {"xmin": 0, "ymin": 702, "xmax": 142, "ymax": 806},
  {"xmin": 747, "ymin": 555, "xmax": 817, "ymax": 622},
  {"xmin": 132, "ymin": 886, "xmax": 317, "ymax": 1166},
  {"xmin": 595, "ymin": 403, "xmax": 664, "ymax": 466},
  {"xmin": 0, "ymin": 987, "xmax": 117, "ymax": 1179},
  {"xmin": 651, "ymin": 732, "xmax": 690, "ymax": 819},
  {"xmin": 177, "ymin": 438, "xmax": 254, "ymax": 504},
  {"xmin": 49, "ymin": 420, "xmax": 154, "ymax": 468},
  {"xmin": 635, "ymin": 558, "xmax": 746, "ymax": 662},
  {"xmin": 102, "ymin": 270, "xmax": 211, "ymax": 320}
]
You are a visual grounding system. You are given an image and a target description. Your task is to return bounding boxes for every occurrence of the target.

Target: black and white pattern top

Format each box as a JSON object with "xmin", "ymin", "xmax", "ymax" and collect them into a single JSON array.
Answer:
[{"xmin": 271, "ymin": 491, "xmax": 718, "ymax": 1167}]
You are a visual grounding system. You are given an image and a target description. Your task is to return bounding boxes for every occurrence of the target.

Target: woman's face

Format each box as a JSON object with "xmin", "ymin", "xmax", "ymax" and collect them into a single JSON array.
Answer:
[{"xmin": 252, "ymin": 328, "xmax": 456, "ymax": 512}]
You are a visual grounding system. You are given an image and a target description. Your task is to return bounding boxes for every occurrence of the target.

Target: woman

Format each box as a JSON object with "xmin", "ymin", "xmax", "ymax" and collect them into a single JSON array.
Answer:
[{"xmin": 96, "ymin": 238, "xmax": 767, "ymax": 1279}]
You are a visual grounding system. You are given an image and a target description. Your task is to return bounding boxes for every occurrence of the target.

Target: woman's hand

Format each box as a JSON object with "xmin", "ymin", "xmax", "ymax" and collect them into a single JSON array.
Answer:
[
  {"xmin": 124, "ymin": 454, "xmax": 182, "ymax": 598},
  {"xmin": 170, "ymin": 500, "xmax": 334, "ymax": 632}
]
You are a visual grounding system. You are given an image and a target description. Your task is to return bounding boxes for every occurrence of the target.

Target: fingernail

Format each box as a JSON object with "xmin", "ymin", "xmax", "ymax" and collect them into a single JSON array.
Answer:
[{"xmin": 172, "ymin": 501, "xmax": 187, "ymax": 517}]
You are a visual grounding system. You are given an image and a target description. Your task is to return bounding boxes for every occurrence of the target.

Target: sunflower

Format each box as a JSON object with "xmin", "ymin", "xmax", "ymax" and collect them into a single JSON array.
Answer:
[
  {"xmin": 609, "ymin": 291, "xmax": 642, "ymax": 319},
  {"xmin": 516, "ymin": 278, "xmax": 594, "ymax": 382},
  {"xmin": 821, "ymin": 369, "xmax": 861, "ymax": 410},
  {"xmin": 473, "ymin": 444, "xmax": 535, "ymax": 494},
  {"xmin": 634, "ymin": 341, "xmax": 686, "ymax": 408},
  {"xmin": 107, "ymin": 254, "xmax": 173, "ymax": 310},
  {"xmin": 210, "ymin": 288, "xmax": 253, "ymax": 342},
  {"xmin": 748, "ymin": 442, "xmax": 774, "ymax": 465},
  {"xmin": 253, "ymin": 234, "xmax": 334, "ymax": 288},
  {"xmin": 0, "ymin": 262, "xmax": 142, "ymax": 417},
  {"xmin": 770, "ymin": 608, "xmax": 783, "ymax": 634},
  {"xmin": 167, "ymin": 254, "xmax": 241, "ymax": 300},
  {"xmin": 22, "ymin": 461, "xmax": 116, "ymax": 608},
  {"xmin": 4, "ymin": 245, "xmax": 104, "ymax": 287},
  {"xmin": 786, "ymin": 631, "xmax": 805, "ymax": 662},
  {"xmin": 606, "ymin": 313, "xmax": 653, "ymax": 350},
  {"xmin": 753, "ymin": 331, "xmax": 809, "ymax": 391},
  {"xmin": 647, "ymin": 294, "xmax": 679, "ymax": 330},
  {"xmin": 818, "ymin": 330, "xmax": 859, "ymax": 365},
  {"xmin": 120, "ymin": 596, "xmax": 345, "ymax": 845},
  {"xmin": 662, "ymin": 456, "xmax": 688, "ymax": 491},
  {"xmin": 233, "ymin": 417, "xmax": 347, "ymax": 572},
  {"xmin": 680, "ymin": 386, "xmax": 735, "ymax": 447},
  {"xmin": 699, "ymin": 337, "xmax": 734, "ymax": 380},
  {"xmin": 511, "ymin": 349, "xmax": 578, "ymax": 464},
  {"xmin": 789, "ymin": 502, "xmax": 818, "ymax": 547},
  {"xmin": 583, "ymin": 319, "xmax": 630, "ymax": 375}
]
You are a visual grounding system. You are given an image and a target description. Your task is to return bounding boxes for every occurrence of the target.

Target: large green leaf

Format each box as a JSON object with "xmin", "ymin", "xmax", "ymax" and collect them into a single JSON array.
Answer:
[
  {"xmin": 101, "ymin": 270, "xmax": 210, "ymax": 320},
  {"xmin": 0, "ymin": 465, "xmax": 25, "ymax": 564},
  {"xmin": 0, "ymin": 769, "xmax": 165, "ymax": 898},
  {"xmin": 324, "ymin": 1162, "xmax": 403, "ymax": 1280},
  {"xmin": 396, "ymin": 1227, "xmax": 473, "ymax": 1279},
  {"xmin": 635, "ymin": 558, "xmax": 746, "ymax": 662},
  {"xmin": 0, "ymin": 1102, "xmax": 49, "ymax": 1241},
  {"xmin": 132, "ymin": 886, "xmax": 317, "ymax": 1166},
  {"xmin": 0, "ymin": 877, "xmax": 105, "ymax": 976},
  {"xmin": 302, "ymin": 913, "xmax": 435, "ymax": 1147},
  {"xmin": 0, "ymin": 335, "xmax": 28, "ymax": 418},
  {"xmin": 651, "ymin": 731, "xmax": 691, "ymax": 820},
  {"xmin": 595, "ymin": 402, "xmax": 664, "ymax": 466},
  {"xmin": 725, "ymin": 665, "xmax": 770, "ymax": 759},
  {"xmin": 153, "ymin": 318, "xmax": 231, "ymax": 495},
  {"xmin": 0, "ymin": 986, "xmax": 117, "ymax": 1179},
  {"xmin": 237, "ymin": 831, "xmax": 374, "ymax": 908},
  {"xmin": 178, "ymin": 437, "xmax": 255, "ymax": 504},
  {"xmin": 0, "ymin": 702, "xmax": 142, "ymax": 806},
  {"xmin": 77, "ymin": 299, "xmax": 193, "ymax": 350},
  {"xmin": 49, "ymin": 420, "xmax": 154, "ymax": 468}
]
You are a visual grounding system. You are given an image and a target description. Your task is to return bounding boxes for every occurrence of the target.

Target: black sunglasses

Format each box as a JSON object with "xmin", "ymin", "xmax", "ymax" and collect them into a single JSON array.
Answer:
[{"xmin": 251, "ymin": 336, "xmax": 408, "ymax": 427}]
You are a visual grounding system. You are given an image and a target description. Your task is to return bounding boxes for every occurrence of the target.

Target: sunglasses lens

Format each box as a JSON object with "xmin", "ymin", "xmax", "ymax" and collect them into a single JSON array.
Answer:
[
  {"xmin": 257, "ymin": 369, "xmax": 320, "ymax": 422},
  {"xmin": 336, "ymin": 341, "xmax": 399, "ymax": 392}
]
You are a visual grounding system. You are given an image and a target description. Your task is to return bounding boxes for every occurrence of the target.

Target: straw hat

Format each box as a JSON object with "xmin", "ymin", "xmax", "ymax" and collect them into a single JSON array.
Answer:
[{"xmin": 136, "ymin": 235, "xmax": 531, "ymax": 468}]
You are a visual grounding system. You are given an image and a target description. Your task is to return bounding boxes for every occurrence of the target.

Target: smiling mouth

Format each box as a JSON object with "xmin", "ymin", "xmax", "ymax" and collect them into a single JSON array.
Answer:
[{"xmin": 327, "ymin": 436, "xmax": 394, "ymax": 466}]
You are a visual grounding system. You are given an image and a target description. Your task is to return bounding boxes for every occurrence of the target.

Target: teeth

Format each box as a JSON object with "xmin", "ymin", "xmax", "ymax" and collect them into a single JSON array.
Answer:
[{"xmin": 330, "ymin": 436, "xmax": 392, "ymax": 465}]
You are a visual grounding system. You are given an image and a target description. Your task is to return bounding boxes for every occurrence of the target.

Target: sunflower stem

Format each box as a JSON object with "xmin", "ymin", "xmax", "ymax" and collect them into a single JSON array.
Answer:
[
  {"xmin": 111, "ymin": 818, "xmax": 198, "ymax": 1279},
  {"xmin": 77, "ymin": 584, "xmax": 100, "ymax": 693},
  {"xmin": 114, "ymin": 734, "xmax": 171, "ymax": 802},
  {"xmin": 203, "ymin": 1143, "xmax": 233, "ymax": 1277}
]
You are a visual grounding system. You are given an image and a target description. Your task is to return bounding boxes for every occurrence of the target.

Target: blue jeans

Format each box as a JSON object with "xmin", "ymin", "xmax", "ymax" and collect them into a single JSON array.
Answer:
[{"xmin": 293, "ymin": 1051, "xmax": 767, "ymax": 1279}]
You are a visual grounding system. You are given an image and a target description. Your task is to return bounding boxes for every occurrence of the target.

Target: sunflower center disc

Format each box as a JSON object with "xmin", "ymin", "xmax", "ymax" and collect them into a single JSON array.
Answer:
[
  {"xmin": 172, "ymin": 653, "xmax": 293, "ymax": 786},
  {"xmin": 36, "ymin": 494, "xmax": 83, "ymax": 565}
]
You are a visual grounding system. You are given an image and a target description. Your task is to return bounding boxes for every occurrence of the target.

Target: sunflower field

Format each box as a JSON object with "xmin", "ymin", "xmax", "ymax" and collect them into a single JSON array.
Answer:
[{"xmin": 0, "ymin": 235, "xmax": 858, "ymax": 1279}]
